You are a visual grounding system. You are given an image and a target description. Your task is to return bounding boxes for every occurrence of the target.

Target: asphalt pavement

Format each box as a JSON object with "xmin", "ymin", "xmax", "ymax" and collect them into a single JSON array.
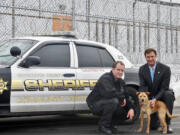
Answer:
[{"xmin": 0, "ymin": 107, "xmax": 179, "ymax": 135}]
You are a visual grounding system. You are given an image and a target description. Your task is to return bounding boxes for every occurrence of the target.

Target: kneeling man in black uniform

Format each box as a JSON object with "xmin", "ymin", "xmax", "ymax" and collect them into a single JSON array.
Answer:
[{"xmin": 86, "ymin": 61, "xmax": 135, "ymax": 135}]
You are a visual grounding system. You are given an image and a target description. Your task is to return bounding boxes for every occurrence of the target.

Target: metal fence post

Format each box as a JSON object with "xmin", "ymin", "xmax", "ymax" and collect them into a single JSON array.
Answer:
[
  {"xmin": 109, "ymin": 20, "xmax": 111, "ymax": 45},
  {"xmin": 102, "ymin": 20, "xmax": 105, "ymax": 43},
  {"xmin": 139, "ymin": 22, "xmax": 142, "ymax": 52},
  {"xmin": 165, "ymin": 27, "xmax": 168, "ymax": 53},
  {"xmin": 133, "ymin": 0, "xmax": 136, "ymax": 52},
  {"xmin": 170, "ymin": 0, "xmax": 173, "ymax": 54},
  {"xmin": 176, "ymin": 28, "xmax": 178, "ymax": 53},
  {"xmin": 127, "ymin": 23, "xmax": 130, "ymax": 52},
  {"xmin": 72, "ymin": 0, "xmax": 75, "ymax": 31},
  {"xmin": 12, "ymin": 0, "xmax": 15, "ymax": 38},
  {"xmin": 96, "ymin": 20, "xmax": 99, "ymax": 42},
  {"xmin": 86, "ymin": 0, "xmax": 90, "ymax": 40},
  {"xmin": 148, "ymin": 4, "xmax": 150, "ymax": 48},
  {"xmin": 114, "ymin": 20, "xmax": 118, "ymax": 48},
  {"xmin": 176, "ymin": 8, "xmax": 178, "ymax": 54},
  {"xmin": 157, "ymin": 0, "xmax": 161, "ymax": 61},
  {"xmin": 144, "ymin": 24, "xmax": 147, "ymax": 49},
  {"xmin": 39, "ymin": 0, "xmax": 41, "ymax": 18}
]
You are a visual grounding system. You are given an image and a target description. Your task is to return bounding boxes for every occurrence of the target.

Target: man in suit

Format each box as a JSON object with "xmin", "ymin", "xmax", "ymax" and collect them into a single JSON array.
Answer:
[{"xmin": 139, "ymin": 48, "xmax": 175, "ymax": 134}]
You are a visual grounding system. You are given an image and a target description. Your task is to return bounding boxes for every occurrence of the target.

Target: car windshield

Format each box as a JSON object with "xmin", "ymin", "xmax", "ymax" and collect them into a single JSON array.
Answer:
[{"xmin": 0, "ymin": 39, "xmax": 38, "ymax": 66}]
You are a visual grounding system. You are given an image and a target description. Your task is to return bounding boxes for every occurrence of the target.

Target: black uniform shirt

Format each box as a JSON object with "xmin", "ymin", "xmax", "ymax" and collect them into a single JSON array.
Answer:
[{"xmin": 86, "ymin": 71, "xmax": 134, "ymax": 110}]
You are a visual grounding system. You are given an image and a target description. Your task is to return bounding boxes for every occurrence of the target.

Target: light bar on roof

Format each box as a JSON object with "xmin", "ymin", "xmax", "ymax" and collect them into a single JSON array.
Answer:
[{"xmin": 32, "ymin": 31, "xmax": 77, "ymax": 38}]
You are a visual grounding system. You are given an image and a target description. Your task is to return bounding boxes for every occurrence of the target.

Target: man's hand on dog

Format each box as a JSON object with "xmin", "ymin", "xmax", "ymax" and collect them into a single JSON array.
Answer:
[
  {"xmin": 127, "ymin": 109, "xmax": 134, "ymax": 120},
  {"xmin": 150, "ymin": 98, "xmax": 157, "ymax": 108}
]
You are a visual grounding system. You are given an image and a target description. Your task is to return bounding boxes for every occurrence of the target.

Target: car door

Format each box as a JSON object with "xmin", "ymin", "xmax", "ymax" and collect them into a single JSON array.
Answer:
[
  {"xmin": 73, "ymin": 42, "xmax": 115, "ymax": 111},
  {"xmin": 10, "ymin": 41, "xmax": 76, "ymax": 112}
]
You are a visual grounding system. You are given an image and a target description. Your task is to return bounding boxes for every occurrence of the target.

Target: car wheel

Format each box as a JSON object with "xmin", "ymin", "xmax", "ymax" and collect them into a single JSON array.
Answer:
[{"xmin": 123, "ymin": 86, "xmax": 140, "ymax": 125}]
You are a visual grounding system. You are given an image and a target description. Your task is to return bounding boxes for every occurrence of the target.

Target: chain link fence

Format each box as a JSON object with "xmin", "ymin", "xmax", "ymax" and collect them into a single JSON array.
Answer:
[{"xmin": 0, "ymin": 0, "xmax": 180, "ymax": 64}]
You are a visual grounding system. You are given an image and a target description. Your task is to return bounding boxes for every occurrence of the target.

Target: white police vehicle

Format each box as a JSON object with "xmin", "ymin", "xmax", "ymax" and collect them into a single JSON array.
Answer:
[{"xmin": 0, "ymin": 32, "xmax": 139, "ymax": 123}]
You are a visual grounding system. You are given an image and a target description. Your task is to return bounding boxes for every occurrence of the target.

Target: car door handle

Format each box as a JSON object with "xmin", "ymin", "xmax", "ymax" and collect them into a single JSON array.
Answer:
[{"xmin": 63, "ymin": 73, "xmax": 75, "ymax": 77}]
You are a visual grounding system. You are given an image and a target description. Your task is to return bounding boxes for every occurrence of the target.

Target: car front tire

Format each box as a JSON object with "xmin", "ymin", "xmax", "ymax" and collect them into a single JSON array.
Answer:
[{"xmin": 120, "ymin": 86, "xmax": 140, "ymax": 125}]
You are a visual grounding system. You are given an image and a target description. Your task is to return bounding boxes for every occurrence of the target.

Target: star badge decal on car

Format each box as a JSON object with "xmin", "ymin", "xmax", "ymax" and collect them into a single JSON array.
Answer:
[{"xmin": 0, "ymin": 78, "xmax": 8, "ymax": 94}]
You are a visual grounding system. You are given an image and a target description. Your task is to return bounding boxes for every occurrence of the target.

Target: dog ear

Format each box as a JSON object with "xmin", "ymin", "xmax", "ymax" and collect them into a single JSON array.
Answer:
[
  {"xmin": 136, "ymin": 91, "xmax": 140, "ymax": 95},
  {"xmin": 145, "ymin": 91, "xmax": 150, "ymax": 95}
]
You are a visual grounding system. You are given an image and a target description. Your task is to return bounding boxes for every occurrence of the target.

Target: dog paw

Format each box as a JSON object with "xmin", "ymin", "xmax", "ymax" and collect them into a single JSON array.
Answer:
[
  {"xmin": 146, "ymin": 130, "xmax": 150, "ymax": 134},
  {"xmin": 163, "ymin": 129, "xmax": 167, "ymax": 134},
  {"xmin": 137, "ymin": 128, "xmax": 142, "ymax": 132},
  {"xmin": 158, "ymin": 127, "xmax": 163, "ymax": 132}
]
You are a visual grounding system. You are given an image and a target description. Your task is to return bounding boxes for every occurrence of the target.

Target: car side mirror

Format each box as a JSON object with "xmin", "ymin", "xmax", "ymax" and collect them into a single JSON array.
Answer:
[
  {"xmin": 10, "ymin": 46, "xmax": 21, "ymax": 57},
  {"xmin": 21, "ymin": 56, "xmax": 40, "ymax": 68}
]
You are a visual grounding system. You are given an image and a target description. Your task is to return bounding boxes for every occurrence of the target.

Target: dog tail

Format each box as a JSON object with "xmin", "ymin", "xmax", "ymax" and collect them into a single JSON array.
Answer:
[{"xmin": 166, "ymin": 110, "xmax": 179, "ymax": 118}]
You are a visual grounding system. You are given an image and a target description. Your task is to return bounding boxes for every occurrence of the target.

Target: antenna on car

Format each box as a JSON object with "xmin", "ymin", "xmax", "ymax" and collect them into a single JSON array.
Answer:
[{"xmin": 32, "ymin": 31, "xmax": 77, "ymax": 39}]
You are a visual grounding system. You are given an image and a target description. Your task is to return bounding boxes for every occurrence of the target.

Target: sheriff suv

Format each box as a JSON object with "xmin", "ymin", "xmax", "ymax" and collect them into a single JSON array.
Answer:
[{"xmin": 0, "ymin": 32, "xmax": 139, "ymax": 124}]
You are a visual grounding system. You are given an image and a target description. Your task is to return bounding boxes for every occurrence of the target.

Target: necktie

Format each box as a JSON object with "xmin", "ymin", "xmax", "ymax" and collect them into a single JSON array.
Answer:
[{"xmin": 150, "ymin": 67, "xmax": 154, "ymax": 82}]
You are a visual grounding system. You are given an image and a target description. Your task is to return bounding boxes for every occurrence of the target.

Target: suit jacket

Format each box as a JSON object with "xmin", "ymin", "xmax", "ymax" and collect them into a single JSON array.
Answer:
[{"xmin": 138, "ymin": 62, "xmax": 171, "ymax": 100}]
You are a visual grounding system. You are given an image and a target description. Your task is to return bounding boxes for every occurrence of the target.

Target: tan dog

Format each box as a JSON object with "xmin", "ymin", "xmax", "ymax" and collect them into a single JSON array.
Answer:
[{"xmin": 136, "ymin": 92, "xmax": 178, "ymax": 134}]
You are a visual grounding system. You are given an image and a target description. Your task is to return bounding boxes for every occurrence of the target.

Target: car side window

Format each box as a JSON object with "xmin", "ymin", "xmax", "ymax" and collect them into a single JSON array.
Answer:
[
  {"xmin": 99, "ymin": 49, "xmax": 115, "ymax": 67},
  {"xmin": 32, "ymin": 43, "xmax": 70, "ymax": 67},
  {"xmin": 76, "ymin": 44, "xmax": 114, "ymax": 67}
]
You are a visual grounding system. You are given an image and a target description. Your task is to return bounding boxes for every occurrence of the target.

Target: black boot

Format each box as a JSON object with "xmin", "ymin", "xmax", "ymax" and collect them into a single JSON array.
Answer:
[
  {"xmin": 110, "ymin": 126, "xmax": 120, "ymax": 134},
  {"xmin": 99, "ymin": 126, "xmax": 112, "ymax": 135}
]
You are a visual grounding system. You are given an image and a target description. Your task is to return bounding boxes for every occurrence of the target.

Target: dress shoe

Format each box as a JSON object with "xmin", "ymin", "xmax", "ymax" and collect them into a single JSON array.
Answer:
[
  {"xmin": 99, "ymin": 126, "xmax": 112, "ymax": 135},
  {"xmin": 110, "ymin": 126, "xmax": 120, "ymax": 134},
  {"xmin": 167, "ymin": 126, "xmax": 174, "ymax": 134}
]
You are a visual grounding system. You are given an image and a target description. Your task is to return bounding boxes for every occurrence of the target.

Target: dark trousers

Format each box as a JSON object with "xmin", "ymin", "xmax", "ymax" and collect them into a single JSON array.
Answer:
[
  {"xmin": 88, "ymin": 98, "xmax": 128, "ymax": 128},
  {"xmin": 150, "ymin": 90, "xmax": 175, "ymax": 128}
]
